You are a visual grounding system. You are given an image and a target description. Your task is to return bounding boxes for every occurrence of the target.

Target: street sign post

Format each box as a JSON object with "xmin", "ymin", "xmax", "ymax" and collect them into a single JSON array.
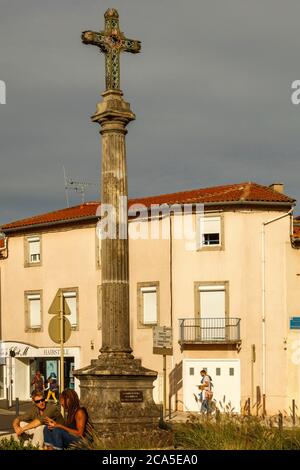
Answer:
[
  {"xmin": 48, "ymin": 291, "xmax": 71, "ymax": 315},
  {"xmin": 153, "ymin": 326, "xmax": 173, "ymax": 418},
  {"xmin": 48, "ymin": 289, "xmax": 71, "ymax": 403},
  {"xmin": 48, "ymin": 316, "xmax": 71, "ymax": 344}
]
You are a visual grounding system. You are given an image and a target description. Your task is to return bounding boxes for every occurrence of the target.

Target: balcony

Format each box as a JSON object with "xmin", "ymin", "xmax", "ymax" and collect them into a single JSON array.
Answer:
[{"xmin": 178, "ymin": 317, "xmax": 241, "ymax": 345}]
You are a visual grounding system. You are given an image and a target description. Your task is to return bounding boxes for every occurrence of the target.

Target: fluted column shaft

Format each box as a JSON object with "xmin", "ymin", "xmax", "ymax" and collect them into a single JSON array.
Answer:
[{"xmin": 92, "ymin": 90, "xmax": 135, "ymax": 355}]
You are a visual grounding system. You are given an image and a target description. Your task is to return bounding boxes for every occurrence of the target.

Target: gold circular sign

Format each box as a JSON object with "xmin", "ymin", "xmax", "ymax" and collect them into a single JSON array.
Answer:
[{"xmin": 48, "ymin": 315, "xmax": 71, "ymax": 344}]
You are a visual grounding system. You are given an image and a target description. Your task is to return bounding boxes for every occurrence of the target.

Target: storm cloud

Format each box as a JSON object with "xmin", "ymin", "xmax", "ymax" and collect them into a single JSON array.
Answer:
[{"xmin": 1, "ymin": 0, "xmax": 300, "ymax": 224}]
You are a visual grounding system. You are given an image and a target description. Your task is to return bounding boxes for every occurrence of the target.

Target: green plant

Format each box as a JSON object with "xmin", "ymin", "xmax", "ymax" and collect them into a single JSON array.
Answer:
[{"xmin": 0, "ymin": 436, "xmax": 39, "ymax": 450}]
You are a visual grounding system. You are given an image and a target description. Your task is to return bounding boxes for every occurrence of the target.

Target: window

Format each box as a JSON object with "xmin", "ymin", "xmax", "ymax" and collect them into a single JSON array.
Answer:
[
  {"xmin": 25, "ymin": 292, "xmax": 42, "ymax": 331},
  {"xmin": 198, "ymin": 215, "xmax": 222, "ymax": 249},
  {"xmin": 229, "ymin": 368, "xmax": 234, "ymax": 376},
  {"xmin": 137, "ymin": 282, "xmax": 159, "ymax": 328},
  {"xmin": 29, "ymin": 238, "xmax": 40, "ymax": 262},
  {"xmin": 25, "ymin": 235, "xmax": 42, "ymax": 266},
  {"xmin": 142, "ymin": 287, "xmax": 157, "ymax": 324},
  {"xmin": 189, "ymin": 368, "xmax": 194, "ymax": 376},
  {"xmin": 195, "ymin": 282, "xmax": 229, "ymax": 341},
  {"xmin": 63, "ymin": 291, "xmax": 78, "ymax": 329},
  {"xmin": 199, "ymin": 285, "xmax": 226, "ymax": 320},
  {"xmin": 216, "ymin": 368, "xmax": 221, "ymax": 376}
]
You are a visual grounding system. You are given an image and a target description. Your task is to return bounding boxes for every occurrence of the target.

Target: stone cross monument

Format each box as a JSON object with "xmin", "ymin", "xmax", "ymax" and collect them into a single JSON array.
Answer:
[{"xmin": 74, "ymin": 8, "xmax": 160, "ymax": 432}]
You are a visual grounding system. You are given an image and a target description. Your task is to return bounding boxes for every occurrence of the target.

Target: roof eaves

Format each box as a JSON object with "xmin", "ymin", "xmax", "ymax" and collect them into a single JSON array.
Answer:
[{"xmin": 2, "ymin": 215, "xmax": 99, "ymax": 234}]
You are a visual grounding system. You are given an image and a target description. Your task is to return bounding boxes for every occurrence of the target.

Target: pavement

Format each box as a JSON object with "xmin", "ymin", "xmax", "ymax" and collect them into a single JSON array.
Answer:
[{"xmin": 0, "ymin": 400, "xmax": 33, "ymax": 437}]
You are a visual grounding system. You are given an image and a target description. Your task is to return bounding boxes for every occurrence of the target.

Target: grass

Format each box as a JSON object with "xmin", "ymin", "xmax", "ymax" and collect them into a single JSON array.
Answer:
[
  {"xmin": 174, "ymin": 413, "xmax": 300, "ymax": 450},
  {"xmin": 1, "ymin": 407, "xmax": 299, "ymax": 450},
  {"xmin": 73, "ymin": 410, "xmax": 300, "ymax": 450}
]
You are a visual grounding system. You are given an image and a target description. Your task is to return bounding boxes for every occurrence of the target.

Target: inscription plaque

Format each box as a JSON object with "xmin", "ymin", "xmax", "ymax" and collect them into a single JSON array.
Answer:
[{"xmin": 120, "ymin": 390, "xmax": 143, "ymax": 402}]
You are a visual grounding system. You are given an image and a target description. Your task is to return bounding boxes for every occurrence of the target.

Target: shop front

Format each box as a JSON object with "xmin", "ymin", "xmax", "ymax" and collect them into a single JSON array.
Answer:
[{"xmin": 0, "ymin": 341, "xmax": 80, "ymax": 401}]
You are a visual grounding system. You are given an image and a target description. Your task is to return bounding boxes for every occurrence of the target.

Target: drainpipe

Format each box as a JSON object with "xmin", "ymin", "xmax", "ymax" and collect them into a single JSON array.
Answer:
[
  {"xmin": 261, "ymin": 208, "xmax": 293, "ymax": 402},
  {"xmin": 0, "ymin": 232, "xmax": 7, "ymax": 341},
  {"xmin": 169, "ymin": 215, "xmax": 173, "ymax": 328}
]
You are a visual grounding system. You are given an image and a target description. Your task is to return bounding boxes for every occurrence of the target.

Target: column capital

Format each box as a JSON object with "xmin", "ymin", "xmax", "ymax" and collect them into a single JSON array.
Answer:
[{"xmin": 91, "ymin": 90, "xmax": 136, "ymax": 128}]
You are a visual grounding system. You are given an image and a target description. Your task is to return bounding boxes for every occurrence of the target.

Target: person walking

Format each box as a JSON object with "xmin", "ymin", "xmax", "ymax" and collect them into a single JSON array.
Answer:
[
  {"xmin": 31, "ymin": 370, "xmax": 45, "ymax": 395},
  {"xmin": 43, "ymin": 389, "xmax": 88, "ymax": 450},
  {"xmin": 198, "ymin": 369, "xmax": 213, "ymax": 414}
]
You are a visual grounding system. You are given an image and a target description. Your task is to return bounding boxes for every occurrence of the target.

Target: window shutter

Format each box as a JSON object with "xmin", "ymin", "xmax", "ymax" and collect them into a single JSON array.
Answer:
[
  {"xmin": 63, "ymin": 292, "xmax": 77, "ymax": 327},
  {"xmin": 141, "ymin": 287, "xmax": 157, "ymax": 324},
  {"xmin": 199, "ymin": 286, "xmax": 225, "ymax": 319},
  {"xmin": 202, "ymin": 217, "xmax": 220, "ymax": 234},
  {"xmin": 28, "ymin": 237, "xmax": 40, "ymax": 262},
  {"xmin": 28, "ymin": 294, "xmax": 41, "ymax": 328}
]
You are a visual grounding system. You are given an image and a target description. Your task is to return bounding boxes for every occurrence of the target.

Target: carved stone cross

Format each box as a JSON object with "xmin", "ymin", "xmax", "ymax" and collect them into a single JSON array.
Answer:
[{"xmin": 82, "ymin": 8, "xmax": 141, "ymax": 90}]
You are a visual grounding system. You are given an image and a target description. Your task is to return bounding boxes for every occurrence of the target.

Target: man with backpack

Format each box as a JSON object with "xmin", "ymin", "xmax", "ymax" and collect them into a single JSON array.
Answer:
[{"xmin": 198, "ymin": 369, "xmax": 213, "ymax": 414}]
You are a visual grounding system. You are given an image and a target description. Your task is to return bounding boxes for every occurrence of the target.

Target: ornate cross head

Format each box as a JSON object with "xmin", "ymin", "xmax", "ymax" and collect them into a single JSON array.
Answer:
[{"xmin": 82, "ymin": 9, "xmax": 141, "ymax": 91}]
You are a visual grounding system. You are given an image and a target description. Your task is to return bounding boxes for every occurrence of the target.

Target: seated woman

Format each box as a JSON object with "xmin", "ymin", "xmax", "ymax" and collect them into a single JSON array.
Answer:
[{"xmin": 43, "ymin": 388, "xmax": 88, "ymax": 450}]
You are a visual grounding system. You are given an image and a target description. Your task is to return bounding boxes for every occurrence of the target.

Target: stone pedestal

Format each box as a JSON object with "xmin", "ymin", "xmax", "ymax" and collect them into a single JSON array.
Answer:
[
  {"xmin": 74, "ymin": 90, "xmax": 160, "ymax": 432},
  {"xmin": 75, "ymin": 355, "xmax": 159, "ymax": 432}
]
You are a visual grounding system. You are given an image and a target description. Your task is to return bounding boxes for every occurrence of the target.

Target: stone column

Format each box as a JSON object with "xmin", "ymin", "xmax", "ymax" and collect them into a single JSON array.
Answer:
[
  {"xmin": 97, "ymin": 90, "xmax": 133, "ymax": 356},
  {"xmin": 74, "ymin": 90, "xmax": 160, "ymax": 433}
]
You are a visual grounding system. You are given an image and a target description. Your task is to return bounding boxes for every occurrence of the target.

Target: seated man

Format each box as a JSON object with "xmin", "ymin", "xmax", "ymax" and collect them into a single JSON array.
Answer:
[{"xmin": 12, "ymin": 390, "xmax": 64, "ymax": 448}]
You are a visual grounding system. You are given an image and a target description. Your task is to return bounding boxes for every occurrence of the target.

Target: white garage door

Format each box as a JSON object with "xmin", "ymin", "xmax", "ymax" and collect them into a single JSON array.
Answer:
[{"xmin": 183, "ymin": 359, "xmax": 240, "ymax": 413}]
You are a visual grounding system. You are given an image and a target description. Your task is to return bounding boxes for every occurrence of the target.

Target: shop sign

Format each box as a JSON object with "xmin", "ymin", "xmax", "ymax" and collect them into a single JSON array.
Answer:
[
  {"xmin": 41, "ymin": 348, "xmax": 72, "ymax": 356},
  {"xmin": 0, "ymin": 342, "xmax": 38, "ymax": 358},
  {"xmin": 0, "ymin": 342, "xmax": 73, "ymax": 358}
]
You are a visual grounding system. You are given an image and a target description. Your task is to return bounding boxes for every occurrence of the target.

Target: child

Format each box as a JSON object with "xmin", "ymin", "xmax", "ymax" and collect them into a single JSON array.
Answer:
[{"xmin": 45, "ymin": 373, "xmax": 58, "ymax": 403}]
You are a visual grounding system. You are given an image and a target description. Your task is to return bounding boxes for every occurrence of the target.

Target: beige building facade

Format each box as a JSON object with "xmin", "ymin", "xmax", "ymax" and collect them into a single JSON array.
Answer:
[{"xmin": 1, "ymin": 181, "xmax": 300, "ymax": 415}]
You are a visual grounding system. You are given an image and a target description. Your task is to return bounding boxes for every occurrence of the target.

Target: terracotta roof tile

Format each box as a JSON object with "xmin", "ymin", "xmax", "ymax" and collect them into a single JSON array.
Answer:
[
  {"xmin": 129, "ymin": 181, "xmax": 294, "ymax": 207},
  {"xmin": 2, "ymin": 203, "xmax": 98, "ymax": 231},
  {"xmin": 1, "ymin": 182, "xmax": 295, "ymax": 231}
]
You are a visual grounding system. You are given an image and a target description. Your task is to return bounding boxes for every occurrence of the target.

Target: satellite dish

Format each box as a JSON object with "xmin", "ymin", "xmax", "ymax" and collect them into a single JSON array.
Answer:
[{"xmin": 0, "ymin": 232, "xmax": 6, "ymax": 240}]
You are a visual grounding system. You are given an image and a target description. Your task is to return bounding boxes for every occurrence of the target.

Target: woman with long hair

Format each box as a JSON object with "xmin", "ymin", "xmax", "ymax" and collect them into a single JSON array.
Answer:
[{"xmin": 43, "ymin": 388, "xmax": 88, "ymax": 450}]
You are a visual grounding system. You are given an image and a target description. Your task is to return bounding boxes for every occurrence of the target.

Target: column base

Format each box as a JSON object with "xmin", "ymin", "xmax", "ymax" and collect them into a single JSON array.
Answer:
[{"xmin": 73, "ymin": 353, "xmax": 160, "ymax": 433}]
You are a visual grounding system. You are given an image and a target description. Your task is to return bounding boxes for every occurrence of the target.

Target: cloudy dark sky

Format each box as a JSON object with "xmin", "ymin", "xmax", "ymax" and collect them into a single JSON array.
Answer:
[{"xmin": 1, "ymin": 0, "xmax": 300, "ymax": 225}]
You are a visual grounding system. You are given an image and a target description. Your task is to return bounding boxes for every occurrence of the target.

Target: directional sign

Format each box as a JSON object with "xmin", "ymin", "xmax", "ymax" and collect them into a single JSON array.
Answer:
[
  {"xmin": 48, "ymin": 315, "xmax": 72, "ymax": 344},
  {"xmin": 153, "ymin": 326, "xmax": 173, "ymax": 355},
  {"xmin": 48, "ymin": 289, "xmax": 71, "ymax": 315},
  {"xmin": 290, "ymin": 317, "xmax": 300, "ymax": 330}
]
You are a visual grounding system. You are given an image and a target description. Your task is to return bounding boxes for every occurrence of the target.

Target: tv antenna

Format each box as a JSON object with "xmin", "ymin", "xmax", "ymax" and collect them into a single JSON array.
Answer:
[{"xmin": 63, "ymin": 166, "xmax": 97, "ymax": 207}]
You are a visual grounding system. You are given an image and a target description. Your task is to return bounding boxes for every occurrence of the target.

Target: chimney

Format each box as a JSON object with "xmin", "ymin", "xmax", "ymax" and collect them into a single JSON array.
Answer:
[{"xmin": 269, "ymin": 183, "xmax": 284, "ymax": 194}]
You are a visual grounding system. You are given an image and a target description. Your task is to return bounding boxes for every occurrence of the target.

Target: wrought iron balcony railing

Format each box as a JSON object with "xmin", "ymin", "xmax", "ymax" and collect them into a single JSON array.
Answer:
[{"xmin": 179, "ymin": 317, "xmax": 241, "ymax": 344}]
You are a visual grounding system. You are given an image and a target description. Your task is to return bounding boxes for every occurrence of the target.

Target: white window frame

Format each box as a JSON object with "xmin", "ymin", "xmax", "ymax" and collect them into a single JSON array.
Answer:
[
  {"xmin": 28, "ymin": 237, "xmax": 41, "ymax": 263},
  {"xmin": 62, "ymin": 289, "xmax": 79, "ymax": 330},
  {"xmin": 197, "ymin": 214, "xmax": 224, "ymax": 251},
  {"xmin": 24, "ymin": 235, "xmax": 42, "ymax": 267},
  {"xmin": 194, "ymin": 281, "xmax": 229, "ymax": 341},
  {"xmin": 137, "ymin": 282, "xmax": 160, "ymax": 328},
  {"xmin": 25, "ymin": 291, "xmax": 42, "ymax": 332}
]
